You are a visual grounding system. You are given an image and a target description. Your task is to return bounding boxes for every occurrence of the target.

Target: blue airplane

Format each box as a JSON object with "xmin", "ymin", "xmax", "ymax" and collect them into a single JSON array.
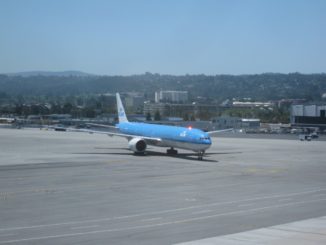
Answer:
[{"xmin": 81, "ymin": 93, "xmax": 231, "ymax": 160}]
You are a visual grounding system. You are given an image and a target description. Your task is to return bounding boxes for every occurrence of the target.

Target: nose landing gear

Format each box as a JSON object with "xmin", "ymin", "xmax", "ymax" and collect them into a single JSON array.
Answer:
[
  {"xmin": 167, "ymin": 147, "xmax": 178, "ymax": 155},
  {"xmin": 198, "ymin": 151, "xmax": 205, "ymax": 160}
]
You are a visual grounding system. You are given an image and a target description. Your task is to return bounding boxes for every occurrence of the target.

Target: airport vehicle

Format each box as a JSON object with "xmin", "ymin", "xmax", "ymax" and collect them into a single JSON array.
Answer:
[
  {"xmin": 299, "ymin": 134, "xmax": 311, "ymax": 141},
  {"xmin": 78, "ymin": 93, "xmax": 231, "ymax": 160},
  {"xmin": 310, "ymin": 132, "xmax": 319, "ymax": 139},
  {"xmin": 54, "ymin": 125, "xmax": 67, "ymax": 131}
]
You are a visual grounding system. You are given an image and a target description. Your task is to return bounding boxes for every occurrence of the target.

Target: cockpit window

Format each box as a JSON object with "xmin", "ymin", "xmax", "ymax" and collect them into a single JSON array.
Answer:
[{"xmin": 200, "ymin": 137, "xmax": 210, "ymax": 140}]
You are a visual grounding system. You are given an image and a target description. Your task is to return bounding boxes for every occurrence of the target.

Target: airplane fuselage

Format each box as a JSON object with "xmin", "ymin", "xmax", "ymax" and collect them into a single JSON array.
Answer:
[{"xmin": 117, "ymin": 122, "xmax": 212, "ymax": 152}]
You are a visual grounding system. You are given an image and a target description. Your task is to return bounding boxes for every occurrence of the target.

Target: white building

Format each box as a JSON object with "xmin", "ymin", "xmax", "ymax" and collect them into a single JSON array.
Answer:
[
  {"xmin": 155, "ymin": 91, "xmax": 188, "ymax": 103},
  {"xmin": 291, "ymin": 104, "xmax": 326, "ymax": 129},
  {"xmin": 232, "ymin": 101, "xmax": 274, "ymax": 108}
]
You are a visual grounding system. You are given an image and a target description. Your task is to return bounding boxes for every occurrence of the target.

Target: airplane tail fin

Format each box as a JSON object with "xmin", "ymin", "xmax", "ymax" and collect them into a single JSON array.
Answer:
[{"xmin": 116, "ymin": 93, "xmax": 128, "ymax": 123}]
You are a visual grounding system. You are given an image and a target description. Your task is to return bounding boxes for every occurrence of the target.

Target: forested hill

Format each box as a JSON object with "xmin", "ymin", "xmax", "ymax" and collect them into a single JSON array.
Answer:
[{"xmin": 0, "ymin": 73, "xmax": 325, "ymax": 102}]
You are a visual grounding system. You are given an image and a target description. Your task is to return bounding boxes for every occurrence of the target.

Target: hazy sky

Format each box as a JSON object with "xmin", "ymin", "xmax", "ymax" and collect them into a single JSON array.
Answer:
[{"xmin": 0, "ymin": 0, "xmax": 325, "ymax": 75}]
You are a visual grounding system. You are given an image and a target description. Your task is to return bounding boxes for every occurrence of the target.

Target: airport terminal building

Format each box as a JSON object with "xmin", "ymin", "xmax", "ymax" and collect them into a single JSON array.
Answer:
[{"xmin": 291, "ymin": 104, "xmax": 326, "ymax": 130}]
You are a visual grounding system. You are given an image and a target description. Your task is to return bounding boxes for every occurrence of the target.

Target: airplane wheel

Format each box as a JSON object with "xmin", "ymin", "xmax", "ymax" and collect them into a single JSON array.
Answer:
[
  {"xmin": 198, "ymin": 151, "xmax": 205, "ymax": 160},
  {"xmin": 167, "ymin": 148, "xmax": 178, "ymax": 155}
]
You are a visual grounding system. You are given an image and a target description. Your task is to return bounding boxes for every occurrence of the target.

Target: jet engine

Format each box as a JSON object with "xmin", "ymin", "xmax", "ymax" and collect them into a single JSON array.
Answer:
[{"xmin": 128, "ymin": 138, "xmax": 147, "ymax": 153}]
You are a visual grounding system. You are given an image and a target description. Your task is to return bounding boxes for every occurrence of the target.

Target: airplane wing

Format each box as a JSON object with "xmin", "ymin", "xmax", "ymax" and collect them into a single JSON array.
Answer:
[
  {"xmin": 85, "ymin": 123, "xmax": 118, "ymax": 129},
  {"xmin": 207, "ymin": 128, "xmax": 234, "ymax": 135},
  {"xmin": 68, "ymin": 128, "xmax": 162, "ymax": 142}
]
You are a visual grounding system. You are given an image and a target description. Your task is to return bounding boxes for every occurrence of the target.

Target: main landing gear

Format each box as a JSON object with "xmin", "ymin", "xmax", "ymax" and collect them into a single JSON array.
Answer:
[
  {"xmin": 167, "ymin": 147, "xmax": 178, "ymax": 155},
  {"xmin": 166, "ymin": 148, "xmax": 205, "ymax": 160},
  {"xmin": 198, "ymin": 151, "xmax": 205, "ymax": 160}
]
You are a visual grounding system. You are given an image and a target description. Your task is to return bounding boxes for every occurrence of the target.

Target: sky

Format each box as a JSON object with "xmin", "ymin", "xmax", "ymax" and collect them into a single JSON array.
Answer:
[{"xmin": 0, "ymin": 0, "xmax": 325, "ymax": 75}]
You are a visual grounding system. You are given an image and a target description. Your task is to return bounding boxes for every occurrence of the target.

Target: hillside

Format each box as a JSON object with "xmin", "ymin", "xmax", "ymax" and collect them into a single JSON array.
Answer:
[
  {"xmin": 5, "ymin": 70, "xmax": 95, "ymax": 77},
  {"xmin": 0, "ymin": 73, "xmax": 325, "ymax": 102}
]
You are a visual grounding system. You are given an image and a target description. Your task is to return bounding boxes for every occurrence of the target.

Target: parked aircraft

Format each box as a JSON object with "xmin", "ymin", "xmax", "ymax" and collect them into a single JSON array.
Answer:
[{"xmin": 77, "ymin": 93, "xmax": 231, "ymax": 160}]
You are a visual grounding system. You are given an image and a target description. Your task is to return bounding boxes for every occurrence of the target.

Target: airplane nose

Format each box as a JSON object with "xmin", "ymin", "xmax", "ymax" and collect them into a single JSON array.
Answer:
[
  {"xmin": 203, "ymin": 138, "xmax": 211, "ymax": 145},
  {"xmin": 199, "ymin": 135, "xmax": 211, "ymax": 145}
]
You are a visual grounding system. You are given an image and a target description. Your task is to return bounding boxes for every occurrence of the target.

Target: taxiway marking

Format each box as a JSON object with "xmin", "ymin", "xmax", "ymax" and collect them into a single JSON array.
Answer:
[
  {"xmin": 1, "ymin": 198, "xmax": 326, "ymax": 244},
  {"xmin": 191, "ymin": 210, "xmax": 212, "ymax": 215},
  {"xmin": 278, "ymin": 198, "xmax": 292, "ymax": 202},
  {"xmin": 140, "ymin": 217, "xmax": 162, "ymax": 222},
  {"xmin": 70, "ymin": 225, "xmax": 99, "ymax": 230},
  {"xmin": 1, "ymin": 187, "xmax": 326, "ymax": 232},
  {"xmin": 238, "ymin": 203, "xmax": 255, "ymax": 207}
]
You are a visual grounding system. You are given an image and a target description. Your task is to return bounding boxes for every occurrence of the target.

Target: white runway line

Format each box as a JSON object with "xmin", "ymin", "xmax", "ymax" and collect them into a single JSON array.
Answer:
[
  {"xmin": 238, "ymin": 203, "xmax": 255, "ymax": 207},
  {"xmin": 70, "ymin": 225, "xmax": 99, "ymax": 230},
  {"xmin": 1, "ymin": 198, "xmax": 326, "ymax": 244},
  {"xmin": 191, "ymin": 210, "xmax": 212, "ymax": 215},
  {"xmin": 140, "ymin": 217, "xmax": 162, "ymax": 222},
  {"xmin": 277, "ymin": 198, "xmax": 292, "ymax": 202},
  {"xmin": 1, "ymin": 187, "xmax": 326, "ymax": 232},
  {"xmin": 175, "ymin": 215, "xmax": 326, "ymax": 244}
]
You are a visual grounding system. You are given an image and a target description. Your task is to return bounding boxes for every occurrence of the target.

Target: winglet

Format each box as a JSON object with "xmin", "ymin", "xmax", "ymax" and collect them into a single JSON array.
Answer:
[{"xmin": 116, "ymin": 93, "xmax": 128, "ymax": 123}]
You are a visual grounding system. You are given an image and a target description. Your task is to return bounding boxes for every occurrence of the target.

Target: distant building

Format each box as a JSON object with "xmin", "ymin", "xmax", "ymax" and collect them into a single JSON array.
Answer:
[
  {"xmin": 262, "ymin": 123, "xmax": 291, "ymax": 134},
  {"xmin": 143, "ymin": 102, "xmax": 167, "ymax": 117},
  {"xmin": 124, "ymin": 96, "xmax": 144, "ymax": 112},
  {"xmin": 232, "ymin": 101, "xmax": 274, "ymax": 108},
  {"xmin": 46, "ymin": 114, "xmax": 72, "ymax": 120},
  {"xmin": 211, "ymin": 116, "xmax": 260, "ymax": 130},
  {"xmin": 291, "ymin": 104, "xmax": 326, "ymax": 129},
  {"xmin": 155, "ymin": 91, "xmax": 188, "ymax": 103},
  {"xmin": 211, "ymin": 116, "xmax": 241, "ymax": 129},
  {"xmin": 277, "ymin": 99, "xmax": 306, "ymax": 108},
  {"xmin": 241, "ymin": 118, "xmax": 260, "ymax": 129},
  {"xmin": 143, "ymin": 102, "xmax": 220, "ymax": 119}
]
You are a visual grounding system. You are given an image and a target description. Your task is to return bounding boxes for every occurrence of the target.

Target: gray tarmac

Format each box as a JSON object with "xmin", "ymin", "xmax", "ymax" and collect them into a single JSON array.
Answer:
[{"xmin": 0, "ymin": 128, "xmax": 326, "ymax": 244}]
